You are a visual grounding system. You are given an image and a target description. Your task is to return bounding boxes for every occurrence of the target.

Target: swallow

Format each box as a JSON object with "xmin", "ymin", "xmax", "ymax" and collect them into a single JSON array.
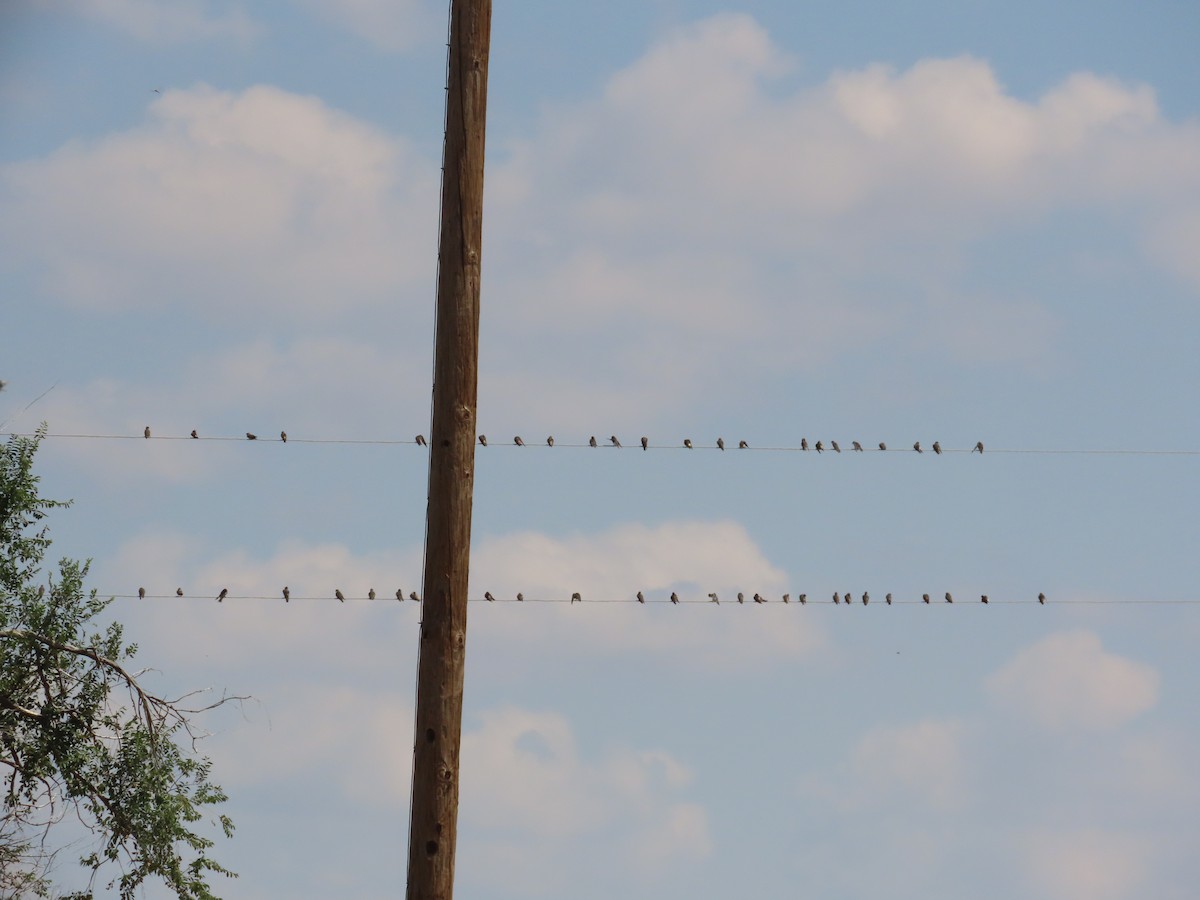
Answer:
[
  {"xmin": 283, "ymin": 586, "xmax": 290, "ymax": 602},
  {"xmin": 782, "ymin": 593, "xmax": 790, "ymax": 604},
  {"xmin": 637, "ymin": 591, "xmax": 645, "ymax": 604},
  {"xmin": 923, "ymin": 593, "xmax": 930, "ymax": 604},
  {"xmin": 547, "ymin": 436, "xmax": 554, "ymax": 447},
  {"xmin": 176, "ymin": 587, "xmax": 184, "ymax": 597},
  {"xmin": 144, "ymin": 426, "xmax": 151, "ymax": 439},
  {"xmin": 913, "ymin": 442, "xmax": 922, "ymax": 453},
  {"xmin": 945, "ymin": 592, "xmax": 953, "ymax": 603},
  {"xmin": 739, "ymin": 440, "xmax": 748, "ymax": 449},
  {"xmin": 801, "ymin": 438, "xmax": 809, "ymax": 451},
  {"xmin": 717, "ymin": 438, "xmax": 725, "ymax": 450},
  {"xmin": 610, "ymin": 435, "xmax": 621, "ymax": 447},
  {"xmin": 670, "ymin": 592, "xmax": 680, "ymax": 604},
  {"xmin": 852, "ymin": 441, "xmax": 863, "ymax": 452},
  {"xmin": 933, "ymin": 441, "xmax": 942, "ymax": 455},
  {"xmin": 879, "ymin": 442, "xmax": 887, "ymax": 451},
  {"xmin": 138, "ymin": 587, "xmax": 145, "ymax": 599},
  {"xmin": 369, "ymin": 588, "xmax": 376, "ymax": 600},
  {"xmin": 815, "ymin": 441, "xmax": 824, "ymax": 452},
  {"xmin": 410, "ymin": 591, "xmax": 420, "ymax": 601},
  {"xmin": 514, "ymin": 436, "xmax": 524, "ymax": 446},
  {"xmin": 517, "ymin": 592, "xmax": 524, "ymax": 601},
  {"xmin": 845, "ymin": 590, "xmax": 852, "ymax": 606},
  {"xmin": 641, "ymin": 436, "xmax": 649, "ymax": 450},
  {"xmin": 798, "ymin": 594, "xmax": 807, "ymax": 604},
  {"xmin": 684, "ymin": 439, "xmax": 693, "ymax": 448},
  {"xmin": 753, "ymin": 593, "xmax": 766, "ymax": 603},
  {"xmin": 885, "ymin": 593, "xmax": 893, "ymax": 605},
  {"xmin": 571, "ymin": 592, "xmax": 581, "ymax": 603},
  {"xmin": 191, "ymin": 429, "xmax": 198, "ymax": 439},
  {"xmin": 281, "ymin": 430, "xmax": 287, "ymax": 442},
  {"xmin": 737, "ymin": 592, "xmax": 745, "ymax": 604},
  {"xmin": 708, "ymin": 592, "xmax": 719, "ymax": 604},
  {"xmin": 396, "ymin": 589, "xmax": 404, "ymax": 601},
  {"xmin": 832, "ymin": 441, "xmax": 841, "ymax": 453},
  {"xmin": 479, "ymin": 435, "xmax": 488, "ymax": 446},
  {"xmin": 589, "ymin": 436, "xmax": 598, "ymax": 447},
  {"xmin": 246, "ymin": 432, "xmax": 257, "ymax": 440},
  {"xmin": 833, "ymin": 592, "xmax": 840, "ymax": 604},
  {"xmin": 485, "ymin": 591, "xmax": 496, "ymax": 602},
  {"xmin": 416, "ymin": 435, "xmax": 427, "ymax": 446},
  {"xmin": 217, "ymin": 588, "xmax": 228, "ymax": 602},
  {"xmin": 981, "ymin": 594, "xmax": 988, "ymax": 604},
  {"xmin": 862, "ymin": 591, "xmax": 869, "ymax": 605},
  {"xmin": 974, "ymin": 441, "xmax": 984, "ymax": 453},
  {"xmin": 335, "ymin": 589, "xmax": 345, "ymax": 602},
  {"xmin": 1038, "ymin": 592, "xmax": 1046, "ymax": 605}
]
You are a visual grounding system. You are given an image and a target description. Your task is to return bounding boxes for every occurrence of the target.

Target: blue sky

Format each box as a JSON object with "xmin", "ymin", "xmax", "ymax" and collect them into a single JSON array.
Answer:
[{"xmin": 3, "ymin": 1, "xmax": 1200, "ymax": 898}]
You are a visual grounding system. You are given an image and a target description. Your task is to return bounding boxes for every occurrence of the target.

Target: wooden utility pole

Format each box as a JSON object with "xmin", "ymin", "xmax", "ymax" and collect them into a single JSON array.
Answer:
[{"xmin": 406, "ymin": 1, "xmax": 491, "ymax": 898}]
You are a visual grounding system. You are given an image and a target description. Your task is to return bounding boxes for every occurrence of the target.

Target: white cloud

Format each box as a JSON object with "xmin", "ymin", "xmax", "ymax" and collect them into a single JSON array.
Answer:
[
  {"xmin": 986, "ymin": 630, "xmax": 1159, "ymax": 731},
  {"xmin": 1023, "ymin": 829, "xmax": 1151, "ymax": 900},
  {"xmin": 293, "ymin": 0, "xmax": 438, "ymax": 52},
  {"xmin": 62, "ymin": 0, "xmax": 258, "ymax": 44},
  {"xmin": 850, "ymin": 719, "xmax": 970, "ymax": 811},
  {"xmin": 1, "ymin": 84, "xmax": 437, "ymax": 320}
]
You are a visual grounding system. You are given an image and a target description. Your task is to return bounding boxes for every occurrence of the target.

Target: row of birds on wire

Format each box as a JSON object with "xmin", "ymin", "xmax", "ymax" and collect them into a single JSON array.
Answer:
[
  {"xmin": 119, "ymin": 587, "xmax": 1047, "ymax": 605},
  {"xmin": 136, "ymin": 426, "xmax": 985, "ymax": 454}
]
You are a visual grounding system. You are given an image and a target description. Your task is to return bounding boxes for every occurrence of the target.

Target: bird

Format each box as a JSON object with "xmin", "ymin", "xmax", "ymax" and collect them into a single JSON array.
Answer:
[
  {"xmin": 815, "ymin": 441, "xmax": 824, "ymax": 453},
  {"xmin": 798, "ymin": 594, "xmax": 807, "ymax": 604},
  {"xmin": 335, "ymin": 589, "xmax": 345, "ymax": 603},
  {"xmin": 801, "ymin": 438, "xmax": 809, "ymax": 451},
  {"xmin": 833, "ymin": 592, "xmax": 841, "ymax": 604},
  {"xmin": 641, "ymin": 436, "xmax": 649, "ymax": 450},
  {"xmin": 246, "ymin": 432, "xmax": 257, "ymax": 440},
  {"xmin": 738, "ymin": 440, "xmax": 748, "ymax": 449},
  {"xmin": 610, "ymin": 435, "xmax": 621, "ymax": 447},
  {"xmin": 516, "ymin": 592, "xmax": 524, "ymax": 602},
  {"xmin": 280, "ymin": 430, "xmax": 287, "ymax": 442},
  {"xmin": 945, "ymin": 592, "xmax": 953, "ymax": 603},
  {"xmin": 637, "ymin": 591, "xmax": 645, "ymax": 604},
  {"xmin": 1038, "ymin": 592, "xmax": 1046, "ymax": 605},
  {"xmin": 852, "ymin": 441, "xmax": 863, "ymax": 452},
  {"xmin": 485, "ymin": 592, "xmax": 496, "ymax": 602},
  {"xmin": 862, "ymin": 591, "xmax": 869, "ymax": 605},
  {"xmin": 670, "ymin": 592, "xmax": 680, "ymax": 604},
  {"xmin": 416, "ymin": 434, "xmax": 427, "ymax": 446},
  {"xmin": 479, "ymin": 435, "xmax": 488, "ymax": 446},
  {"xmin": 190, "ymin": 429, "xmax": 198, "ymax": 439},
  {"xmin": 831, "ymin": 440, "xmax": 841, "ymax": 453},
  {"xmin": 144, "ymin": 426, "xmax": 151, "ymax": 439},
  {"xmin": 753, "ymin": 593, "xmax": 766, "ymax": 603},
  {"xmin": 845, "ymin": 590, "xmax": 852, "ymax": 606},
  {"xmin": 886, "ymin": 593, "xmax": 893, "ymax": 605},
  {"xmin": 217, "ymin": 588, "xmax": 227, "ymax": 602},
  {"xmin": 514, "ymin": 436, "xmax": 524, "ymax": 446},
  {"xmin": 684, "ymin": 439, "xmax": 693, "ymax": 448},
  {"xmin": 368, "ymin": 588, "xmax": 376, "ymax": 600},
  {"xmin": 176, "ymin": 587, "xmax": 184, "ymax": 597},
  {"xmin": 283, "ymin": 586, "xmax": 290, "ymax": 602},
  {"xmin": 913, "ymin": 441, "xmax": 922, "ymax": 453},
  {"xmin": 547, "ymin": 436, "xmax": 554, "ymax": 447},
  {"xmin": 932, "ymin": 441, "xmax": 942, "ymax": 455},
  {"xmin": 981, "ymin": 594, "xmax": 988, "ymax": 604},
  {"xmin": 589, "ymin": 436, "xmax": 598, "ymax": 447},
  {"xmin": 571, "ymin": 592, "xmax": 581, "ymax": 603},
  {"xmin": 138, "ymin": 587, "xmax": 145, "ymax": 599},
  {"xmin": 410, "ymin": 591, "xmax": 420, "ymax": 602},
  {"xmin": 396, "ymin": 589, "xmax": 404, "ymax": 601},
  {"xmin": 922, "ymin": 593, "xmax": 930, "ymax": 604},
  {"xmin": 879, "ymin": 442, "xmax": 887, "ymax": 451},
  {"xmin": 737, "ymin": 592, "xmax": 745, "ymax": 604},
  {"xmin": 974, "ymin": 441, "xmax": 984, "ymax": 453},
  {"xmin": 708, "ymin": 592, "xmax": 719, "ymax": 604},
  {"xmin": 782, "ymin": 593, "xmax": 790, "ymax": 604},
  {"xmin": 717, "ymin": 438, "xmax": 725, "ymax": 450}
]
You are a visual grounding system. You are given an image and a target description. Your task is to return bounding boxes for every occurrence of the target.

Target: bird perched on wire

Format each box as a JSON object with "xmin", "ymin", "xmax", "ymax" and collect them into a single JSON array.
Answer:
[
  {"xmin": 933, "ymin": 441, "xmax": 942, "ymax": 455},
  {"xmin": 1038, "ymin": 592, "xmax": 1046, "ymax": 605},
  {"xmin": 191, "ymin": 429, "xmax": 198, "ymax": 439},
  {"xmin": 138, "ymin": 587, "xmax": 145, "ymax": 599},
  {"xmin": 798, "ymin": 594, "xmax": 807, "ymax": 604},
  {"xmin": 945, "ymin": 592, "xmax": 953, "ymax": 603},
  {"xmin": 335, "ymin": 589, "xmax": 345, "ymax": 603},
  {"xmin": 369, "ymin": 588, "xmax": 376, "ymax": 600},
  {"xmin": 879, "ymin": 442, "xmax": 887, "ymax": 451},
  {"xmin": 589, "ymin": 436, "xmax": 597, "ymax": 447},
  {"xmin": 485, "ymin": 592, "xmax": 496, "ymax": 602},
  {"xmin": 670, "ymin": 592, "xmax": 680, "ymax": 604},
  {"xmin": 547, "ymin": 436, "xmax": 554, "ymax": 447},
  {"xmin": 753, "ymin": 593, "xmax": 766, "ymax": 604},
  {"xmin": 862, "ymin": 591, "xmax": 869, "ymax": 605},
  {"xmin": 281, "ymin": 430, "xmax": 288, "ymax": 443},
  {"xmin": 886, "ymin": 593, "xmax": 893, "ymax": 605},
  {"xmin": 517, "ymin": 592, "xmax": 524, "ymax": 602},
  {"xmin": 737, "ymin": 592, "xmax": 745, "ymax": 604},
  {"xmin": 833, "ymin": 592, "xmax": 840, "ymax": 604},
  {"xmin": 974, "ymin": 441, "xmax": 984, "ymax": 453},
  {"xmin": 922, "ymin": 593, "xmax": 930, "ymax": 604},
  {"xmin": 739, "ymin": 440, "xmax": 748, "ymax": 449},
  {"xmin": 410, "ymin": 591, "xmax": 420, "ymax": 602},
  {"xmin": 637, "ymin": 591, "xmax": 645, "ymax": 604},
  {"xmin": 831, "ymin": 441, "xmax": 841, "ymax": 453},
  {"xmin": 801, "ymin": 438, "xmax": 809, "ymax": 451},
  {"xmin": 708, "ymin": 592, "xmax": 719, "ymax": 604},
  {"xmin": 514, "ymin": 436, "xmax": 524, "ymax": 446},
  {"xmin": 782, "ymin": 593, "xmax": 790, "ymax": 604},
  {"xmin": 815, "ymin": 441, "xmax": 824, "ymax": 453},
  {"xmin": 217, "ymin": 588, "xmax": 227, "ymax": 602},
  {"xmin": 142, "ymin": 426, "xmax": 151, "ymax": 439},
  {"xmin": 416, "ymin": 434, "xmax": 427, "ymax": 446},
  {"xmin": 176, "ymin": 588, "xmax": 184, "ymax": 597},
  {"xmin": 641, "ymin": 436, "xmax": 649, "ymax": 450},
  {"xmin": 717, "ymin": 438, "xmax": 725, "ymax": 450},
  {"xmin": 479, "ymin": 435, "xmax": 487, "ymax": 446},
  {"xmin": 610, "ymin": 435, "xmax": 621, "ymax": 447},
  {"xmin": 852, "ymin": 441, "xmax": 863, "ymax": 452},
  {"xmin": 246, "ymin": 432, "xmax": 257, "ymax": 440},
  {"xmin": 913, "ymin": 441, "xmax": 922, "ymax": 453},
  {"xmin": 283, "ymin": 586, "xmax": 290, "ymax": 602},
  {"xmin": 684, "ymin": 439, "xmax": 693, "ymax": 448},
  {"xmin": 571, "ymin": 592, "xmax": 581, "ymax": 603},
  {"xmin": 396, "ymin": 589, "xmax": 404, "ymax": 601},
  {"xmin": 981, "ymin": 594, "xmax": 988, "ymax": 604}
]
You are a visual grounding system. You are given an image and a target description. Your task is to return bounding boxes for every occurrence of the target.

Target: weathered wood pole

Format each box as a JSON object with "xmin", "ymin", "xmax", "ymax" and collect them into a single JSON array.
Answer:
[{"xmin": 406, "ymin": 1, "xmax": 491, "ymax": 898}]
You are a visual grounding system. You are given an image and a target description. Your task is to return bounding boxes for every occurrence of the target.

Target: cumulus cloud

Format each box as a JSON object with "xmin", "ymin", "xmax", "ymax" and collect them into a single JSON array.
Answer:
[
  {"xmin": 62, "ymin": 0, "xmax": 258, "ymax": 44},
  {"xmin": 986, "ymin": 630, "xmax": 1159, "ymax": 731}
]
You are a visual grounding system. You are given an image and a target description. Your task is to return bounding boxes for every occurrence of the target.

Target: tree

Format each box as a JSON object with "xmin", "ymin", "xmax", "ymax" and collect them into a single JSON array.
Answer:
[{"xmin": 1, "ymin": 428, "xmax": 239, "ymax": 899}]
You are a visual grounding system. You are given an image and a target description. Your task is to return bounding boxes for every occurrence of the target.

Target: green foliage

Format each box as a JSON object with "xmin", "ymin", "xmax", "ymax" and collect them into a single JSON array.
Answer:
[{"xmin": 1, "ymin": 428, "xmax": 236, "ymax": 898}]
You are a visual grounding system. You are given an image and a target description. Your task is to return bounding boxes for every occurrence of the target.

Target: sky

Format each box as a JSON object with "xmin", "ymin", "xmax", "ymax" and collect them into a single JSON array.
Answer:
[{"xmin": 2, "ymin": 1, "xmax": 1200, "ymax": 897}]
